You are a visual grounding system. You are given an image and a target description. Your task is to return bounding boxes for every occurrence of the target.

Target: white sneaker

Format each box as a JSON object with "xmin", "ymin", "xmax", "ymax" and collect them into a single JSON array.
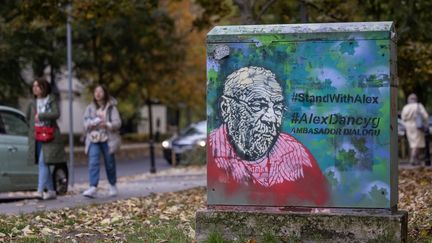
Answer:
[
  {"xmin": 108, "ymin": 185, "xmax": 118, "ymax": 197},
  {"xmin": 83, "ymin": 186, "xmax": 97, "ymax": 198},
  {"xmin": 35, "ymin": 191, "xmax": 43, "ymax": 199},
  {"xmin": 42, "ymin": 190, "xmax": 56, "ymax": 200}
]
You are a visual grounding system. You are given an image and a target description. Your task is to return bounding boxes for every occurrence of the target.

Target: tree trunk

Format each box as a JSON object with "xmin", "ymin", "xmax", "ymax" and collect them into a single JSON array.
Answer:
[
  {"xmin": 92, "ymin": 28, "xmax": 103, "ymax": 84},
  {"xmin": 233, "ymin": 0, "xmax": 278, "ymax": 24},
  {"xmin": 299, "ymin": 0, "xmax": 308, "ymax": 23},
  {"xmin": 186, "ymin": 105, "xmax": 192, "ymax": 126},
  {"xmin": 233, "ymin": 0, "xmax": 256, "ymax": 24}
]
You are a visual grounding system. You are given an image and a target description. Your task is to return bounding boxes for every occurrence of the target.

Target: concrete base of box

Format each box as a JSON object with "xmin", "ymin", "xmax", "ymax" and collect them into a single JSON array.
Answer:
[{"xmin": 195, "ymin": 207, "xmax": 407, "ymax": 242}]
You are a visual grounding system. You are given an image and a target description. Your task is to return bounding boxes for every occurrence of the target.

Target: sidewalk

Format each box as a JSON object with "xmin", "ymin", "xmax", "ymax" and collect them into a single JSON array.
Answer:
[{"xmin": 0, "ymin": 166, "xmax": 206, "ymax": 215}]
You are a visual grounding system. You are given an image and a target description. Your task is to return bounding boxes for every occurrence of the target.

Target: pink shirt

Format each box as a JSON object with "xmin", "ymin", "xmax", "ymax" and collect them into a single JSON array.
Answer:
[{"xmin": 208, "ymin": 125, "xmax": 329, "ymax": 206}]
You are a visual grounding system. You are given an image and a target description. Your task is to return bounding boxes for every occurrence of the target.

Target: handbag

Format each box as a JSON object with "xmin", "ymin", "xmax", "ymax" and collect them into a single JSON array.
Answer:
[
  {"xmin": 35, "ymin": 126, "xmax": 55, "ymax": 142},
  {"xmin": 89, "ymin": 130, "xmax": 108, "ymax": 143},
  {"xmin": 415, "ymin": 103, "xmax": 428, "ymax": 132}
]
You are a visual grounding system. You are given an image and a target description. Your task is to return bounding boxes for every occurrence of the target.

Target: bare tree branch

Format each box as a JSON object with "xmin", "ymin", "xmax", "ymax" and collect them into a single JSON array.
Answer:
[
  {"xmin": 233, "ymin": 0, "xmax": 256, "ymax": 24},
  {"xmin": 257, "ymin": 0, "xmax": 277, "ymax": 20},
  {"xmin": 300, "ymin": 0, "xmax": 348, "ymax": 22}
]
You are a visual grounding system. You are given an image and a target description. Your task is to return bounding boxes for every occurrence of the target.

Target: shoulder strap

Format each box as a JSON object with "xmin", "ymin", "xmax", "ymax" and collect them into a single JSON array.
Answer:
[{"xmin": 108, "ymin": 105, "xmax": 113, "ymax": 122}]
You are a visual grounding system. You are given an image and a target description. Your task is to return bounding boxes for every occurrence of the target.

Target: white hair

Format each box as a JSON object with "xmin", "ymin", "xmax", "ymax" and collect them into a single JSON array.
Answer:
[{"xmin": 223, "ymin": 66, "xmax": 281, "ymax": 98}]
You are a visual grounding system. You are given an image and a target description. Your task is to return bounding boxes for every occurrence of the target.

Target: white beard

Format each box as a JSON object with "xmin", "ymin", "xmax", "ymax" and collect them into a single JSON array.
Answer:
[{"xmin": 227, "ymin": 117, "xmax": 279, "ymax": 161}]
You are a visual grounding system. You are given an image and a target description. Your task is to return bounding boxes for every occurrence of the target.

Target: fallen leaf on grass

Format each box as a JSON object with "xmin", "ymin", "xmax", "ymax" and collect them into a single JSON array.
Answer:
[
  {"xmin": 11, "ymin": 227, "xmax": 20, "ymax": 235},
  {"xmin": 101, "ymin": 218, "xmax": 111, "ymax": 225},
  {"xmin": 399, "ymin": 168, "xmax": 432, "ymax": 240},
  {"xmin": 21, "ymin": 225, "xmax": 33, "ymax": 236},
  {"xmin": 40, "ymin": 227, "xmax": 53, "ymax": 235},
  {"xmin": 74, "ymin": 233, "xmax": 95, "ymax": 238},
  {"xmin": 110, "ymin": 212, "xmax": 122, "ymax": 223},
  {"xmin": 0, "ymin": 166, "xmax": 427, "ymax": 242}
]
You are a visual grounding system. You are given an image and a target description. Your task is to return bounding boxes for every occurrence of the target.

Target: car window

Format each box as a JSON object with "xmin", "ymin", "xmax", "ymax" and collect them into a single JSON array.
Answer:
[
  {"xmin": 195, "ymin": 123, "xmax": 207, "ymax": 133},
  {"xmin": 0, "ymin": 111, "xmax": 28, "ymax": 136},
  {"xmin": 181, "ymin": 127, "xmax": 199, "ymax": 136},
  {"xmin": 0, "ymin": 116, "xmax": 5, "ymax": 134}
]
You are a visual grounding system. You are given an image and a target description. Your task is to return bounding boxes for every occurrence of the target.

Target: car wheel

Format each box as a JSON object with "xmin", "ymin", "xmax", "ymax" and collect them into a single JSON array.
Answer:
[
  {"xmin": 163, "ymin": 149, "xmax": 174, "ymax": 165},
  {"xmin": 52, "ymin": 164, "xmax": 68, "ymax": 195}
]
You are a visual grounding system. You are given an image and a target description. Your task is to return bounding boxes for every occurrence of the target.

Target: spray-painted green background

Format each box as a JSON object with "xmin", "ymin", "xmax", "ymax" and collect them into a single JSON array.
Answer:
[{"xmin": 207, "ymin": 23, "xmax": 397, "ymax": 208}]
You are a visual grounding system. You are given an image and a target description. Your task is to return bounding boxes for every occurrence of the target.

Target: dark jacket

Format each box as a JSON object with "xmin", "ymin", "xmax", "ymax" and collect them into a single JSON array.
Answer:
[{"xmin": 26, "ymin": 94, "xmax": 66, "ymax": 164}]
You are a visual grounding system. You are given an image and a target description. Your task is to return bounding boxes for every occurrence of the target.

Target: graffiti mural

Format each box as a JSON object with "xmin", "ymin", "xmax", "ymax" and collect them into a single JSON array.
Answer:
[
  {"xmin": 208, "ymin": 66, "xmax": 329, "ymax": 206},
  {"xmin": 207, "ymin": 22, "xmax": 397, "ymax": 208}
]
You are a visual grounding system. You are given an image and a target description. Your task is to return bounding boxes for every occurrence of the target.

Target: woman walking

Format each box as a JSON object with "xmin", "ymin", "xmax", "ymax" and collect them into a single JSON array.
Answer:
[
  {"xmin": 82, "ymin": 85, "xmax": 121, "ymax": 198},
  {"xmin": 27, "ymin": 78, "xmax": 66, "ymax": 200}
]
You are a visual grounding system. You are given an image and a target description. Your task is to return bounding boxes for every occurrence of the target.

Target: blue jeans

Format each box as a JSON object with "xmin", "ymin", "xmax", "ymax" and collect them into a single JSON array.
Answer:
[
  {"xmin": 36, "ymin": 142, "xmax": 54, "ymax": 192},
  {"xmin": 88, "ymin": 142, "xmax": 117, "ymax": 187}
]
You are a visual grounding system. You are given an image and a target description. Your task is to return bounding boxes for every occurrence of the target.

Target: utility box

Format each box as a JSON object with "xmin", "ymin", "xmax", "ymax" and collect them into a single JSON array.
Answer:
[{"xmin": 206, "ymin": 22, "xmax": 398, "ymax": 209}]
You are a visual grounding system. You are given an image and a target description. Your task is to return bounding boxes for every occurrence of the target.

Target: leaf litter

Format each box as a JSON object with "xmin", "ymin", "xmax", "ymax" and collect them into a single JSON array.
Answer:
[{"xmin": 0, "ymin": 167, "xmax": 430, "ymax": 242}]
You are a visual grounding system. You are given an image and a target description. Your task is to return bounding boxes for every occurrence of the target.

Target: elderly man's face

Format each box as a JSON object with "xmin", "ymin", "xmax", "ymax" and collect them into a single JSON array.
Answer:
[{"xmin": 223, "ymin": 79, "xmax": 284, "ymax": 161}]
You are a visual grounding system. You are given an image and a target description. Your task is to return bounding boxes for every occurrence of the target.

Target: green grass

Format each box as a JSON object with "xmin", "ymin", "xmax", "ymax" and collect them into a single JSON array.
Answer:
[
  {"xmin": 126, "ymin": 218, "xmax": 191, "ymax": 242},
  {"xmin": 203, "ymin": 230, "xmax": 280, "ymax": 243},
  {"xmin": 181, "ymin": 146, "xmax": 206, "ymax": 165},
  {"xmin": 262, "ymin": 231, "xmax": 278, "ymax": 243},
  {"xmin": 18, "ymin": 237, "xmax": 50, "ymax": 243},
  {"xmin": 408, "ymin": 235, "xmax": 432, "ymax": 243},
  {"xmin": 204, "ymin": 231, "xmax": 229, "ymax": 243},
  {"xmin": 0, "ymin": 223, "xmax": 14, "ymax": 235}
]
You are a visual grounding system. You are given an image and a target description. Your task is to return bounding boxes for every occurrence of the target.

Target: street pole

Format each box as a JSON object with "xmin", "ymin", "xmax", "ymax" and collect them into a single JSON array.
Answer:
[
  {"xmin": 67, "ymin": 3, "xmax": 75, "ymax": 186},
  {"xmin": 147, "ymin": 99, "xmax": 156, "ymax": 173},
  {"xmin": 425, "ymin": 130, "xmax": 431, "ymax": 166}
]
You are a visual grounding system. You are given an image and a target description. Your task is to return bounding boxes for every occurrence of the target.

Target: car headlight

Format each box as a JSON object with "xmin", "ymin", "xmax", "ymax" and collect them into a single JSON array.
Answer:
[
  {"xmin": 161, "ymin": 141, "xmax": 170, "ymax": 148},
  {"xmin": 196, "ymin": 140, "xmax": 206, "ymax": 147}
]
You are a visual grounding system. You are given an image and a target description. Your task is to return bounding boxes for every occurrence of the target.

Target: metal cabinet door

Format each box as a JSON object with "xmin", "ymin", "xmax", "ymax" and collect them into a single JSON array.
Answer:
[{"xmin": 0, "ymin": 123, "xmax": 11, "ymax": 192}]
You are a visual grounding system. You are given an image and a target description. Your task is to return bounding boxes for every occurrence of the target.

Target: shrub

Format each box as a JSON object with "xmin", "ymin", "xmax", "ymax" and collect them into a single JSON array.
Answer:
[
  {"xmin": 120, "ymin": 133, "xmax": 172, "ymax": 143},
  {"xmin": 181, "ymin": 146, "xmax": 206, "ymax": 165}
]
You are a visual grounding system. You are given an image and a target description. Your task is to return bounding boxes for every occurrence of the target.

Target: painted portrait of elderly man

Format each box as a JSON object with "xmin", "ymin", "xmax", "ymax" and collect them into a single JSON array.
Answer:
[{"xmin": 208, "ymin": 66, "xmax": 329, "ymax": 206}]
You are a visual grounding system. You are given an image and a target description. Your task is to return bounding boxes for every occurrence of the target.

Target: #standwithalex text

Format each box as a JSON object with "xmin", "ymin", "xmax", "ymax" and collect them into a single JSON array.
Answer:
[{"xmin": 291, "ymin": 92, "xmax": 379, "ymax": 104}]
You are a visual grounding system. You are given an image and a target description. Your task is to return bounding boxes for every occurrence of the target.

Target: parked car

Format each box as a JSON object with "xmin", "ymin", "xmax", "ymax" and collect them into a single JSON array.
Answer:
[
  {"xmin": 0, "ymin": 105, "xmax": 68, "ymax": 194},
  {"xmin": 161, "ymin": 120, "xmax": 206, "ymax": 164}
]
